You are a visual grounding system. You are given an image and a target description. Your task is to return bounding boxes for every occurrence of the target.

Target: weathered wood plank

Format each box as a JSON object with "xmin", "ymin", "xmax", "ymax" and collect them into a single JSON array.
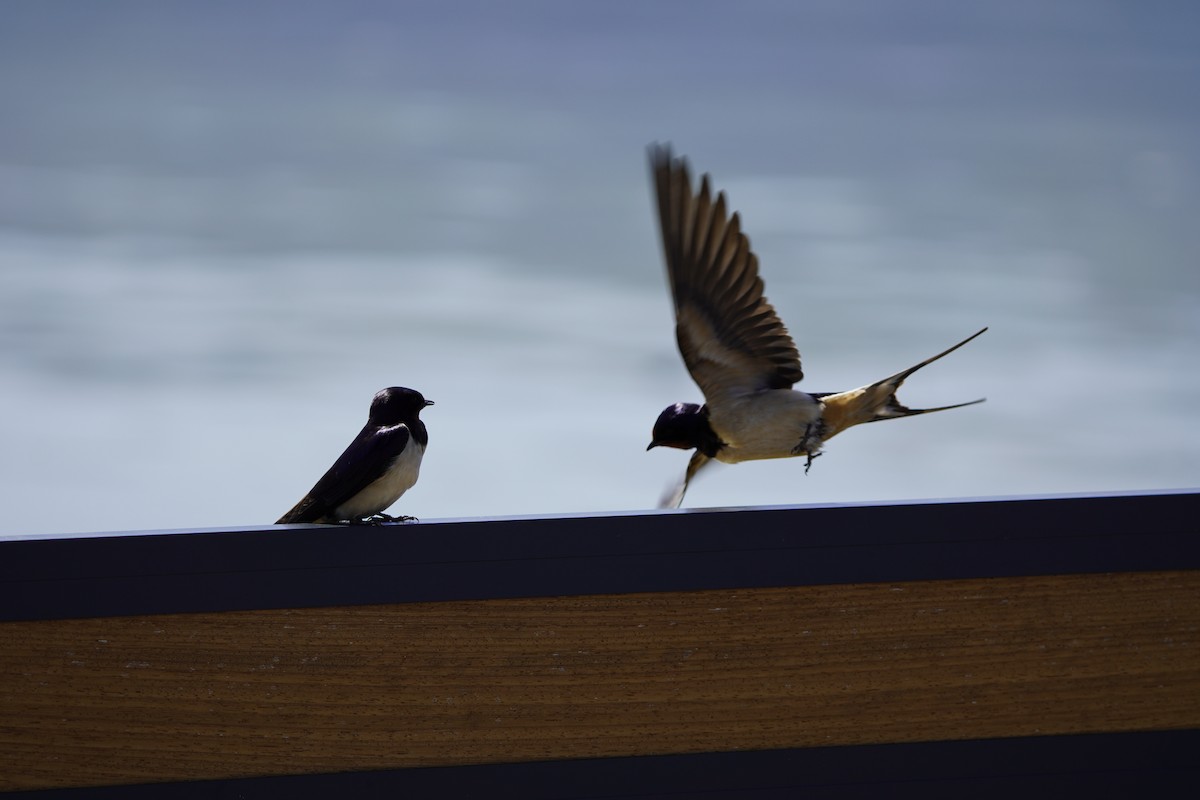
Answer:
[{"xmin": 3, "ymin": 570, "xmax": 1197, "ymax": 790}]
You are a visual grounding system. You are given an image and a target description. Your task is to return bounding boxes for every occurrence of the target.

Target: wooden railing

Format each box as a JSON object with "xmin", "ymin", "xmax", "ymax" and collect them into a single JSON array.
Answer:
[{"xmin": 2, "ymin": 491, "xmax": 1198, "ymax": 796}]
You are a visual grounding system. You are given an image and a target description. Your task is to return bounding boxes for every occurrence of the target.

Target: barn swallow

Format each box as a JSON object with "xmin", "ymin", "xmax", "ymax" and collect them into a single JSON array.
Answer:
[
  {"xmin": 276, "ymin": 386, "xmax": 433, "ymax": 524},
  {"xmin": 646, "ymin": 144, "xmax": 985, "ymax": 508}
]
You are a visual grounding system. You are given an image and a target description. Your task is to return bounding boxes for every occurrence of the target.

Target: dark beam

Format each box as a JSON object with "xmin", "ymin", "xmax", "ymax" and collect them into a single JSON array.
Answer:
[{"xmin": 3, "ymin": 491, "xmax": 1198, "ymax": 622}]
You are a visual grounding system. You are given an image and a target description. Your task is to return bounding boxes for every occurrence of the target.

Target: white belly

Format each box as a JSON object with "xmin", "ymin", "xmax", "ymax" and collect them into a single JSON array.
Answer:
[
  {"xmin": 708, "ymin": 390, "xmax": 823, "ymax": 464},
  {"xmin": 334, "ymin": 441, "xmax": 425, "ymax": 520}
]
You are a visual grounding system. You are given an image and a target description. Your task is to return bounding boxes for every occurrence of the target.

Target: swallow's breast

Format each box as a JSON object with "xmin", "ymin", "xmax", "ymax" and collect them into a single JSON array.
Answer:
[
  {"xmin": 335, "ymin": 441, "xmax": 426, "ymax": 520},
  {"xmin": 708, "ymin": 389, "xmax": 822, "ymax": 463}
]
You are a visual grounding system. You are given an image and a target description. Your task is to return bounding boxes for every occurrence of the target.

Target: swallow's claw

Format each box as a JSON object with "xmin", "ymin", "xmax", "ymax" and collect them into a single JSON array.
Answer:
[
  {"xmin": 375, "ymin": 513, "xmax": 418, "ymax": 524},
  {"xmin": 791, "ymin": 424, "xmax": 812, "ymax": 457},
  {"xmin": 351, "ymin": 513, "xmax": 418, "ymax": 525},
  {"xmin": 788, "ymin": 423, "xmax": 824, "ymax": 472},
  {"xmin": 789, "ymin": 444, "xmax": 820, "ymax": 473}
]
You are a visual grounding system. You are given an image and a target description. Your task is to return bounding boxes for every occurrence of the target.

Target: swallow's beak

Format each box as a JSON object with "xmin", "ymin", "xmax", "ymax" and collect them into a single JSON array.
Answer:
[
  {"xmin": 646, "ymin": 440, "xmax": 659, "ymax": 451},
  {"xmin": 425, "ymin": 399, "xmax": 435, "ymax": 407}
]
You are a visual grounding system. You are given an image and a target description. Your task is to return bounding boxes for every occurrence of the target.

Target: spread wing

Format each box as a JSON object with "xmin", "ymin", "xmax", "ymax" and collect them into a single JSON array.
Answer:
[
  {"xmin": 650, "ymin": 144, "xmax": 803, "ymax": 404},
  {"xmin": 657, "ymin": 450, "xmax": 714, "ymax": 509},
  {"xmin": 277, "ymin": 424, "xmax": 410, "ymax": 524}
]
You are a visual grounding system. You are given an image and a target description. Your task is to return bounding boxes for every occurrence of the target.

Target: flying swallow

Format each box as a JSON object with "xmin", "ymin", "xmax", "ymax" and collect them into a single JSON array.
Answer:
[
  {"xmin": 646, "ymin": 144, "xmax": 986, "ymax": 508},
  {"xmin": 276, "ymin": 386, "xmax": 433, "ymax": 524}
]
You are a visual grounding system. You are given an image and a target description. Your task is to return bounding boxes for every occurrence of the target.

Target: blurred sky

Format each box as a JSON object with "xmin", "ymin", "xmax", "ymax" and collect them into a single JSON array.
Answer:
[{"xmin": 2, "ymin": 1, "xmax": 1198, "ymax": 536}]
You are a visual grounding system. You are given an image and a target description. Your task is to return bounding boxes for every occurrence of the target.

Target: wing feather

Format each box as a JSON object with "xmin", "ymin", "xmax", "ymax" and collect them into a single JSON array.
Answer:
[
  {"xmin": 649, "ymin": 144, "xmax": 802, "ymax": 403},
  {"xmin": 657, "ymin": 450, "xmax": 713, "ymax": 509}
]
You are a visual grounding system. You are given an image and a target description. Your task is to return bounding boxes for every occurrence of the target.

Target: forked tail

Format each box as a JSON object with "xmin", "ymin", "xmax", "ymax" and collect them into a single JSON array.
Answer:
[{"xmin": 819, "ymin": 327, "xmax": 987, "ymax": 438}]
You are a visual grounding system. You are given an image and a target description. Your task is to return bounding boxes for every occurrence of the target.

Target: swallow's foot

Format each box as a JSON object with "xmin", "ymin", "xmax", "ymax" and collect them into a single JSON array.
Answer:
[
  {"xmin": 790, "ymin": 424, "xmax": 813, "ymax": 457},
  {"xmin": 375, "ymin": 512, "xmax": 418, "ymax": 524},
  {"xmin": 350, "ymin": 513, "xmax": 418, "ymax": 525},
  {"xmin": 789, "ymin": 443, "xmax": 821, "ymax": 472},
  {"xmin": 790, "ymin": 423, "xmax": 824, "ymax": 473}
]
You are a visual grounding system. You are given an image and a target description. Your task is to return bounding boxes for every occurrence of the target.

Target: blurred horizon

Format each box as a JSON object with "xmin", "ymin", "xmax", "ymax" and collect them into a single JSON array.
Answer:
[{"xmin": 2, "ymin": 1, "xmax": 1198, "ymax": 536}]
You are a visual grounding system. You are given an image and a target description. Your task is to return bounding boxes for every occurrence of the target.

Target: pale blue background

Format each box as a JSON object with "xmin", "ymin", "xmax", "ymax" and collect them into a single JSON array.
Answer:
[{"xmin": 2, "ymin": 1, "xmax": 1198, "ymax": 535}]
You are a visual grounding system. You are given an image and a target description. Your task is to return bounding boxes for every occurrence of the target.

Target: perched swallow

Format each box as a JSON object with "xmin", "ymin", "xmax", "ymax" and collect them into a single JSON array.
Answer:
[
  {"xmin": 277, "ymin": 386, "xmax": 433, "ymax": 524},
  {"xmin": 646, "ymin": 144, "xmax": 986, "ymax": 508}
]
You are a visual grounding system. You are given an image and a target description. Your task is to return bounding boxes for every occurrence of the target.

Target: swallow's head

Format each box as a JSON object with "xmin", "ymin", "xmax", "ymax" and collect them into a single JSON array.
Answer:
[
  {"xmin": 647, "ymin": 402, "xmax": 719, "ymax": 453},
  {"xmin": 370, "ymin": 386, "xmax": 434, "ymax": 425}
]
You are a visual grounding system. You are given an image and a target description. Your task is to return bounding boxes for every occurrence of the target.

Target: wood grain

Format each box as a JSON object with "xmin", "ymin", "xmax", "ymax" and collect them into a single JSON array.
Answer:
[{"xmin": 2, "ymin": 571, "xmax": 1198, "ymax": 790}]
